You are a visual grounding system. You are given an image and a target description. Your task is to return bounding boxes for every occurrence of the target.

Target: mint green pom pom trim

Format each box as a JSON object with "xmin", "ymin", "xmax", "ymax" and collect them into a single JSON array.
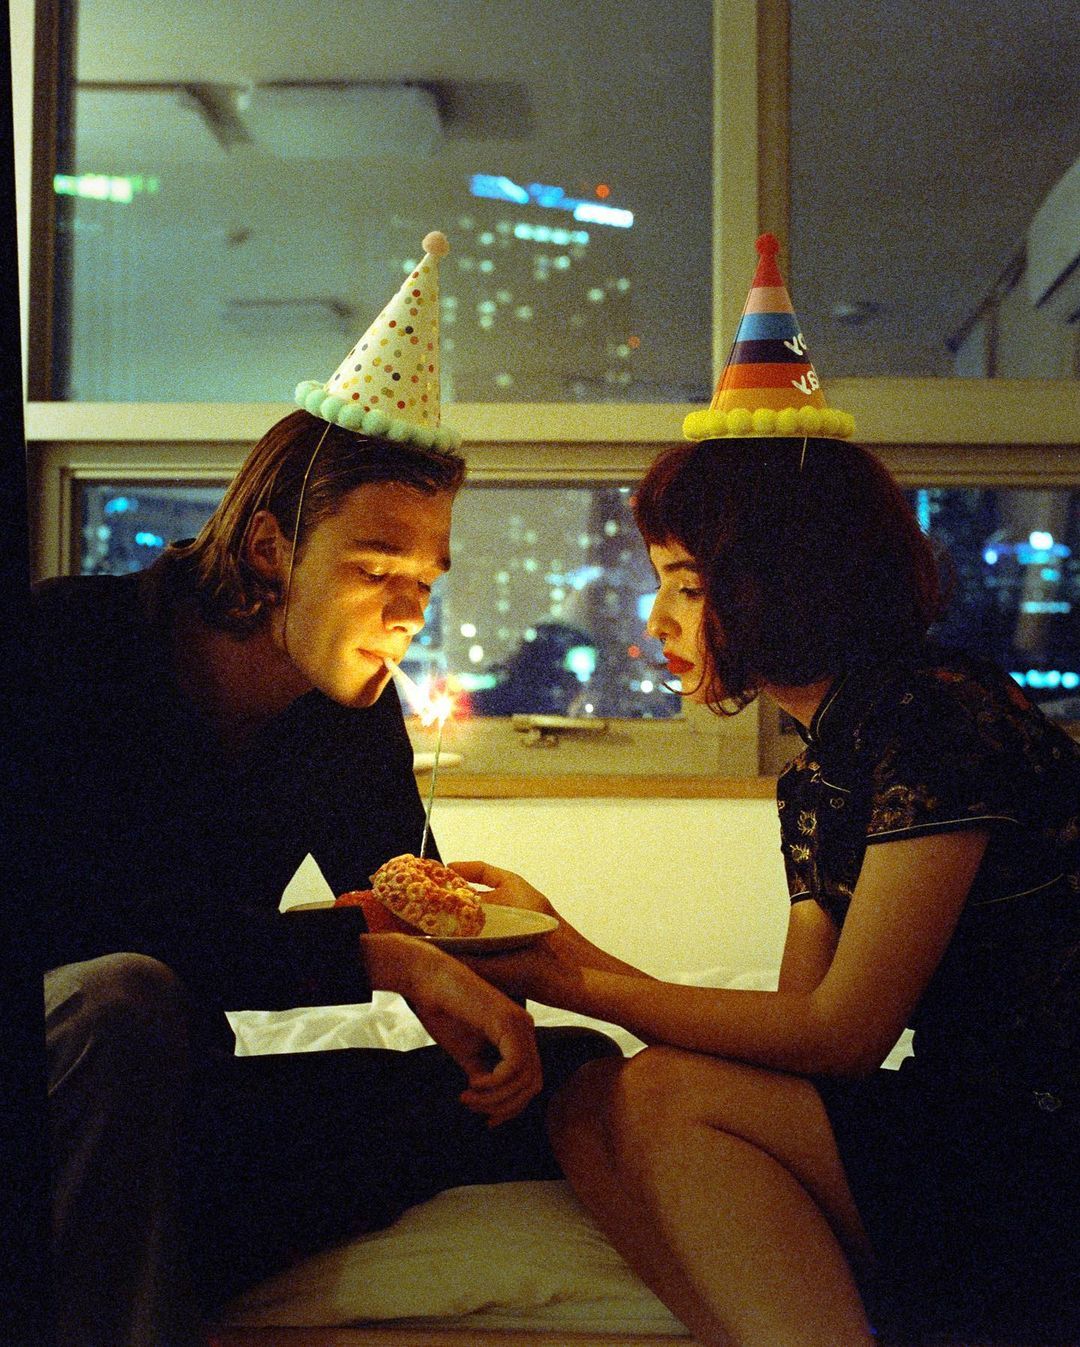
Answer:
[
  {"xmin": 295, "ymin": 381, "xmax": 326, "ymax": 416},
  {"xmin": 682, "ymin": 406, "xmax": 854, "ymax": 441},
  {"xmin": 337, "ymin": 403, "xmax": 368, "ymax": 432},
  {"xmin": 362, "ymin": 409, "xmax": 391, "ymax": 436},
  {"xmin": 294, "ymin": 379, "xmax": 463, "ymax": 450},
  {"xmin": 432, "ymin": 427, "xmax": 460, "ymax": 452}
]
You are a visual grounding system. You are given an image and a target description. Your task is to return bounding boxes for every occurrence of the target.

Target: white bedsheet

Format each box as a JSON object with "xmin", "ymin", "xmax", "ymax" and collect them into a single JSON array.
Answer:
[
  {"xmin": 226, "ymin": 965, "xmax": 787, "ymax": 1059},
  {"xmin": 225, "ymin": 967, "xmax": 914, "ymax": 1065}
]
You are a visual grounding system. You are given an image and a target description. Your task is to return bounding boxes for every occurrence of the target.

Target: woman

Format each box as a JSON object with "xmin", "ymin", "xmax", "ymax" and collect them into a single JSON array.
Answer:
[{"xmin": 457, "ymin": 435, "xmax": 1079, "ymax": 1347}]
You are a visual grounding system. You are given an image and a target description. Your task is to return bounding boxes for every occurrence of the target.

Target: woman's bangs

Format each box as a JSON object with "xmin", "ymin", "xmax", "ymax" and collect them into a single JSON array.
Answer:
[{"xmin": 631, "ymin": 444, "xmax": 700, "ymax": 549}]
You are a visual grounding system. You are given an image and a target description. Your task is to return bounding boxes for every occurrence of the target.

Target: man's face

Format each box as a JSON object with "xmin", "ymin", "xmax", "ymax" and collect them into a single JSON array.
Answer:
[{"xmin": 274, "ymin": 480, "xmax": 454, "ymax": 708}]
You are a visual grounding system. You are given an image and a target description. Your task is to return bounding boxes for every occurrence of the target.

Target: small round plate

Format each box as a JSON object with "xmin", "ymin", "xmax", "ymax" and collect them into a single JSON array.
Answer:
[{"xmin": 425, "ymin": 904, "xmax": 558, "ymax": 954}]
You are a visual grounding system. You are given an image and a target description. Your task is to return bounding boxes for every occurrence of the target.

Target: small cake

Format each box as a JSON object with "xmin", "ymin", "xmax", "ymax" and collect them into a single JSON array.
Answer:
[
  {"xmin": 334, "ymin": 888, "xmax": 411, "ymax": 934},
  {"xmin": 367, "ymin": 854, "xmax": 486, "ymax": 938}
]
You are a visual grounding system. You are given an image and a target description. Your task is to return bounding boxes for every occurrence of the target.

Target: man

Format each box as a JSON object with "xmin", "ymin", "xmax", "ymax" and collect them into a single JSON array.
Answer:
[{"xmin": 34, "ymin": 235, "xmax": 614, "ymax": 1347}]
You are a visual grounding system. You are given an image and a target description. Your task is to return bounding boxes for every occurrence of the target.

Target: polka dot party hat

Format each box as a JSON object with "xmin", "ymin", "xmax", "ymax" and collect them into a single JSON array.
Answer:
[
  {"xmin": 682, "ymin": 233, "xmax": 854, "ymax": 442},
  {"xmin": 295, "ymin": 231, "xmax": 461, "ymax": 451}
]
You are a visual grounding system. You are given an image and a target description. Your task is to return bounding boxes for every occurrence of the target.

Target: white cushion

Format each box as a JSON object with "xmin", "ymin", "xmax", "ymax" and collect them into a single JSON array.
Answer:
[{"xmin": 217, "ymin": 1179, "xmax": 688, "ymax": 1335}]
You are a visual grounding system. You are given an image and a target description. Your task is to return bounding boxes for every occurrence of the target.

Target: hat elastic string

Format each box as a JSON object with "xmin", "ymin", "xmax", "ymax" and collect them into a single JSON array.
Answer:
[{"xmin": 281, "ymin": 419, "xmax": 332, "ymax": 659}]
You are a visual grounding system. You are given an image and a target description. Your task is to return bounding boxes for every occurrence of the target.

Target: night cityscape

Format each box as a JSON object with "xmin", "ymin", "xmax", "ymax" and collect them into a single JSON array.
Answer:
[{"xmin": 81, "ymin": 480, "xmax": 1079, "ymax": 725}]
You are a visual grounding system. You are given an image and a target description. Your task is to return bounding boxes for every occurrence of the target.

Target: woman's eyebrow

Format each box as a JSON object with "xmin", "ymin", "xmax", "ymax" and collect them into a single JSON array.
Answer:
[{"xmin": 660, "ymin": 559, "xmax": 702, "ymax": 576}]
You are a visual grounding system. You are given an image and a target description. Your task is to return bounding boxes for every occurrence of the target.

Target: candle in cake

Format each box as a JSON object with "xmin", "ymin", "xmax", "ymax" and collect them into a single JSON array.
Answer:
[{"xmin": 384, "ymin": 658, "xmax": 455, "ymax": 857}]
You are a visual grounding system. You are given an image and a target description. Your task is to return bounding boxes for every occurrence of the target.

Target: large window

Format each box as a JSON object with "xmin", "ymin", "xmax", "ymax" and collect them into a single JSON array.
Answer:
[{"xmin": 76, "ymin": 476, "xmax": 1080, "ymax": 727}]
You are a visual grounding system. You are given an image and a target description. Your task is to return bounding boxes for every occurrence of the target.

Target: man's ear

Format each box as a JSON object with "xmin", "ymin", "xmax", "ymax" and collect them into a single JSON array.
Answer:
[{"xmin": 243, "ymin": 510, "xmax": 291, "ymax": 584}]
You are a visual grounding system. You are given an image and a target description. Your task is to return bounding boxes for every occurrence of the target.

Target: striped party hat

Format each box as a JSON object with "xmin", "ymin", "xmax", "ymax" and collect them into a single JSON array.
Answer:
[{"xmin": 683, "ymin": 233, "xmax": 854, "ymax": 441}]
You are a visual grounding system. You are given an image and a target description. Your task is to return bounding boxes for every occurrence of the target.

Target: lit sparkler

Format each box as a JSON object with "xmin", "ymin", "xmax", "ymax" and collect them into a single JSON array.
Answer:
[{"xmin": 384, "ymin": 658, "xmax": 455, "ymax": 857}]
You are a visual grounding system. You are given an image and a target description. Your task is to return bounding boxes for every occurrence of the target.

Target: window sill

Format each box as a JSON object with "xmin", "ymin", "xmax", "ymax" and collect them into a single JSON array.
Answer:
[{"xmin": 421, "ymin": 772, "xmax": 779, "ymax": 800}]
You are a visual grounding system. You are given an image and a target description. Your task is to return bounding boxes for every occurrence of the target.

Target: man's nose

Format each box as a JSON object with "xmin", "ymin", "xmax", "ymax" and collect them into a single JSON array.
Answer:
[{"xmin": 385, "ymin": 586, "xmax": 426, "ymax": 635}]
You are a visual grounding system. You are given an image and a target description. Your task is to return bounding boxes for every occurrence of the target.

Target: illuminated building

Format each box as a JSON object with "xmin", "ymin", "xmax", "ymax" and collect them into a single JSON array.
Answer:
[{"xmin": 392, "ymin": 175, "xmax": 638, "ymax": 403}]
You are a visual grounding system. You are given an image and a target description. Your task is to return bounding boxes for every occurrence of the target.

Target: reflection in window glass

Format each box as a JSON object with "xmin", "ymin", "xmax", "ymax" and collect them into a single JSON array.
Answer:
[
  {"xmin": 80, "ymin": 483, "xmax": 224, "ymax": 575},
  {"xmin": 77, "ymin": 482, "xmax": 1080, "ymax": 724},
  {"xmin": 55, "ymin": 1, "xmax": 712, "ymax": 404},
  {"xmin": 435, "ymin": 485, "xmax": 675, "ymax": 720}
]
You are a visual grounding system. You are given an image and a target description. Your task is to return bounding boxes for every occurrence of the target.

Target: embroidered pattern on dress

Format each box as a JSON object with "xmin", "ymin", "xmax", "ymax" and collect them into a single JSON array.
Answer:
[{"xmin": 870, "ymin": 781, "xmax": 942, "ymax": 833}]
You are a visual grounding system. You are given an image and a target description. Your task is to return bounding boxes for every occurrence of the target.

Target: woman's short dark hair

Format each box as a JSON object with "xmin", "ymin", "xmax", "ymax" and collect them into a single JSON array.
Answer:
[
  {"xmin": 632, "ymin": 437, "xmax": 947, "ymax": 713},
  {"xmin": 170, "ymin": 409, "xmax": 466, "ymax": 633}
]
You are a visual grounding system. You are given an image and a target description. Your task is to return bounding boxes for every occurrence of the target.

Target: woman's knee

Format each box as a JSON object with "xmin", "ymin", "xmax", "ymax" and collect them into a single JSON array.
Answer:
[
  {"xmin": 617, "ymin": 1044, "xmax": 697, "ymax": 1109},
  {"xmin": 602, "ymin": 1047, "xmax": 732, "ymax": 1174},
  {"xmin": 546, "ymin": 1052, "xmax": 626, "ymax": 1155},
  {"xmin": 547, "ymin": 1048, "xmax": 706, "ymax": 1194}
]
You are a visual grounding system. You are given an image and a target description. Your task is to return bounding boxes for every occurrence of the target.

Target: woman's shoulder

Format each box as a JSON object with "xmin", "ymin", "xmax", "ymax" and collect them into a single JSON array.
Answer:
[
  {"xmin": 855, "ymin": 643, "xmax": 1080, "ymax": 792},
  {"xmin": 859, "ymin": 644, "xmax": 1055, "ymax": 735}
]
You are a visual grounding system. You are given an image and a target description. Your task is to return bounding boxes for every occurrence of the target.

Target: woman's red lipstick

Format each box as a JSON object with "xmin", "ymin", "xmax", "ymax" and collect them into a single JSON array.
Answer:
[{"xmin": 664, "ymin": 654, "xmax": 694, "ymax": 675}]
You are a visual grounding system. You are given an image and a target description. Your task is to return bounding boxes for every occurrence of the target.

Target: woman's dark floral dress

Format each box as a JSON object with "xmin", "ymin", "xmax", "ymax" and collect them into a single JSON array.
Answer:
[{"xmin": 775, "ymin": 643, "xmax": 1079, "ymax": 1333}]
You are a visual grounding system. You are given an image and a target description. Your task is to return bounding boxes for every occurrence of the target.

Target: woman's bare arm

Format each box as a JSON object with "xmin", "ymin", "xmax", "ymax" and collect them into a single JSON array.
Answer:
[
  {"xmin": 456, "ymin": 830, "xmax": 989, "ymax": 1078},
  {"xmin": 778, "ymin": 899, "xmax": 840, "ymax": 993}
]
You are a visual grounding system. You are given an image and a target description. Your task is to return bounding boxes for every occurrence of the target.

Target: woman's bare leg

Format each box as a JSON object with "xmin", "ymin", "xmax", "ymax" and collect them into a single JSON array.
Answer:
[{"xmin": 547, "ymin": 1046, "xmax": 876, "ymax": 1347}]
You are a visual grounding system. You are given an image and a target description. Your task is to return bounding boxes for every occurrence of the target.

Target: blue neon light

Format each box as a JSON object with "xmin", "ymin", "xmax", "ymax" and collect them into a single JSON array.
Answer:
[
  {"xmin": 1011, "ymin": 669, "xmax": 1080, "ymax": 690},
  {"xmin": 980, "ymin": 540, "xmax": 1071, "ymax": 564},
  {"xmin": 469, "ymin": 174, "xmax": 634, "ymax": 228},
  {"xmin": 528, "ymin": 181, "xmax": 569, "ymax": 209},
  {"xmin": 573, "ymin": 201, "xmax": 634, "ymax": 228},
  {"xmin": 470, "ymin": 174, "xmax": 530, "ymax": 204}
]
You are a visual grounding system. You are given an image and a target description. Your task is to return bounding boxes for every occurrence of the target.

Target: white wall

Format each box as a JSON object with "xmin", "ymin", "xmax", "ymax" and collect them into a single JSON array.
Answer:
[{"xmin": 433, "ymin": 796, "xmax": 789, "ymax": 983}]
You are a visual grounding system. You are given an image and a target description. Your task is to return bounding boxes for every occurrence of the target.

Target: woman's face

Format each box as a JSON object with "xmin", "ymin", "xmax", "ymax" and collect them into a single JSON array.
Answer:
[
  {"xmin": 262, "ymin": 480, "xmax": 454, "ymax": 708},
  {"xmin": 645, "ymin": 539, "xmax": 711, "ymax": 703}
]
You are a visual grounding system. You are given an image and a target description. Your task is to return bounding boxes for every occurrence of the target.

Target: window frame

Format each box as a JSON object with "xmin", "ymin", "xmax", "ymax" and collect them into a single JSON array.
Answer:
[{"xmin": 14, "ymin": 0, "xmax": 1080, "ymax": 795}]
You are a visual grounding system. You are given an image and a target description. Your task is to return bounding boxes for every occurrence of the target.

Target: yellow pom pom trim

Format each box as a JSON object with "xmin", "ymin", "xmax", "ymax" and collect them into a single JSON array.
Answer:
[
  {"xmin": 682, "ymin": 403, "xmax": 855, "ymax": 441},
  {"xmin": 681, "ymin": 409, "xmax": 711, "ymax": 439},
  {"xmin": 422, "ymin": 230, "xmax": 450, "ymax": 258}
]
